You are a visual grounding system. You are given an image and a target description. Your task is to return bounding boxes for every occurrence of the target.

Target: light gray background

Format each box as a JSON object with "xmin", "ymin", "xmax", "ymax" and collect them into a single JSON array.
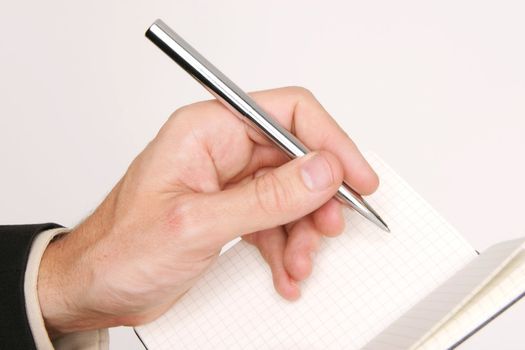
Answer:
[{"xmin": 1, "ymin": 0, "xmax": 524, "ymax": 349}]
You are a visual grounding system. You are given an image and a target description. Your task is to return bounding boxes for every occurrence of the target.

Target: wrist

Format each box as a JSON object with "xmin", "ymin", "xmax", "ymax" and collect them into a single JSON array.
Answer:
[
  {"xmin": 37, "ymin": 224, "xmax": 112, "ymax": 338},
  {"xmin": 37, "ymin": 234, "xmax": 83, "ymax": 338},
  {"xmin": 37, "ymin": 190, "xmax": 125, "ymax": 338}
]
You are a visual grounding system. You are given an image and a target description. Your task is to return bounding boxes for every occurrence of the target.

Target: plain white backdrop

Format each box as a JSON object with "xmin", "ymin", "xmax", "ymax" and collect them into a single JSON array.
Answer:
[{"xmin": 1, "ymin": 0, "xmax": 524, "ymax": 348}]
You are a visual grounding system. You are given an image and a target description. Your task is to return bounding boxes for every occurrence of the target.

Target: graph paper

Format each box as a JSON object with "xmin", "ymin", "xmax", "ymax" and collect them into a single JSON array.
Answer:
[
  {"xmin": 364, "ymin": 238, "xmax": 525, "ymax": 349},
  {"xmin": 135, "ymin": 153, "xmax": 477, "ymax": 349}
]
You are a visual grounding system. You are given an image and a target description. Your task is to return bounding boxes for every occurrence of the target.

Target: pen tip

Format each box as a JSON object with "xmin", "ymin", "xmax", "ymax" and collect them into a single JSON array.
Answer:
[
  {"xmin": 373, "ymin": 214, "xmax": 390, "ymax": 233},
  {"xmin": 359, "ymin": 203, "xmax": 391, "ymax": 233}
]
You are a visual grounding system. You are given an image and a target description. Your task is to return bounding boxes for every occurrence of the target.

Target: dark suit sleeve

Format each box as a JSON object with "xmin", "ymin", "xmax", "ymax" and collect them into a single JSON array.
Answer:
[{"xmin": 0, "ymin": 223, "xmax": 63, "ymax": 350}]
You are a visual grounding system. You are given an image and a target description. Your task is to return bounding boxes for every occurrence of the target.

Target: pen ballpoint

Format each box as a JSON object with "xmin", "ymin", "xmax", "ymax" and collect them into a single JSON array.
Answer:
[{"xmin": 145, "ymin": 19, "xmax": 390, "ymax": 233}]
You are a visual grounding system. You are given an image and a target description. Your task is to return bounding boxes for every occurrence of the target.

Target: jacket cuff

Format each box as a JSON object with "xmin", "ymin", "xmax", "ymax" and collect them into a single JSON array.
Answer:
[{"xmin": 24, "ymin": 228, "xmax": 109, "ymax": 350}]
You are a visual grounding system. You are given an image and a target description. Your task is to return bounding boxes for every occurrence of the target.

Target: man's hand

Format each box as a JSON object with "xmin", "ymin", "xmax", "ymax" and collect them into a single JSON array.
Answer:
[{"xmin": 37, "ymin": 87, "xmax": 378, "ymax": 337}]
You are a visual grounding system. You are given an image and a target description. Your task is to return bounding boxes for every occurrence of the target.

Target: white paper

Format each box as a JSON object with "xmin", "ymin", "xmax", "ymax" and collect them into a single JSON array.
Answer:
[{"xmin": 135, "ymin": 153, "xmax": 476, "ymax": 349}]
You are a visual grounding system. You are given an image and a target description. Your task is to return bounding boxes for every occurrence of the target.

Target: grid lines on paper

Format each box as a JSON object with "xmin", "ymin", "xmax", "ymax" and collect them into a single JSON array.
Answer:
[{"xmin": 135, "ymin": 153, "xmax": 476, "ymax": 349}]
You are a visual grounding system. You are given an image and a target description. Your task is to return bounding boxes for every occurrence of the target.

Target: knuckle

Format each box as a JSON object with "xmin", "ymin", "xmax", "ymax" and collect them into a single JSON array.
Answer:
[
  {"xmin": 157, "ymin": 109, "xmax": 184, "ymax": 139},
  {"xmin": 286, "ymin": 86, "xmax": 314, "ymax": 99},
  {"xmin": 167, "ymin": 106, "xmax": 186, "ymax": 124},
  {"xmin": 167, "ymin": 110, "xmax": 179, "ymax": 124},
  {"xmin": 172, "ymin": 104, "xmax": 192, "ymax": 118},
  {"xmin": 254, "ymin": 172, "xmax": 296, "ymax": 215},
  {"xmin": 166, "ymin": 104, "xmax": 198, "ymax": 126}
]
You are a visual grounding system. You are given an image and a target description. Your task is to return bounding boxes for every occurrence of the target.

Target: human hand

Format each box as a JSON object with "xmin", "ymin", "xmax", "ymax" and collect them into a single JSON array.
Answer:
[{"xmin": 37, "ymin": 87, "xmax": 378, "ymax": 337}]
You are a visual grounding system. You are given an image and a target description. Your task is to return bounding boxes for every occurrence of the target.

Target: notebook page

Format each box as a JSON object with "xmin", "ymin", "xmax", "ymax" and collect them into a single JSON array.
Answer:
[
  {"xmin": 135, "ymin": 153, "xmax": 476, "ymax": 349},
  {"xmin": 363, "ymin": 238, "xmax": 525, "ymax": 350},
  {"xmin": 424, "ymin": 242, "xmax": 525, "ymax": 349}
]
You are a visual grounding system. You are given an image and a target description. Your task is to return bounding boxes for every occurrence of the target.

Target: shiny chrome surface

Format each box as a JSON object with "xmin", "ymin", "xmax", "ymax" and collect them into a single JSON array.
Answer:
[{"xmin": 146, "ymin": 19, "xmax": 389, "ymax": 232}]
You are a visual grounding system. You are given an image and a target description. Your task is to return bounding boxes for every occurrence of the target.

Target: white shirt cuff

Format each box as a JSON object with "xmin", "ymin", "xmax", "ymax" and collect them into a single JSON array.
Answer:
[{"xmin": 24, "ymin": 227, "xmax": 109, "ymax": 350}]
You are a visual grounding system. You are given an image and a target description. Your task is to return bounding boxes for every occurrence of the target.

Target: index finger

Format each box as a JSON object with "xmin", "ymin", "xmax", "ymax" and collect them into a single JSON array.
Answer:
[{"xmin": 247, "ymin": 86, "xmax": 379, "ymax": 195}]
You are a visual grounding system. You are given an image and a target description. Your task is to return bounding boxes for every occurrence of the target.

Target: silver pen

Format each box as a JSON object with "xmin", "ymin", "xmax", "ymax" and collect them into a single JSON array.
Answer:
[{"xmin": 145, "ymin": 19, "xmax": 390, "ymax": 232}]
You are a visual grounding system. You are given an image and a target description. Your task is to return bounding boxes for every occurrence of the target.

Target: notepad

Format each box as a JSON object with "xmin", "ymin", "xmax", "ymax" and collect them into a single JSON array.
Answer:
[{"xmin": 135, "ymin": 153, "xmax": 525, "ymax": 349}]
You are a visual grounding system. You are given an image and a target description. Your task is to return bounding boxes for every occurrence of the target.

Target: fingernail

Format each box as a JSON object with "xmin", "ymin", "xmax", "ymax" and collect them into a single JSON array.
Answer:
[{"xmin": 301, "ymin": 153, "xmax": 334, "ymax": 191}]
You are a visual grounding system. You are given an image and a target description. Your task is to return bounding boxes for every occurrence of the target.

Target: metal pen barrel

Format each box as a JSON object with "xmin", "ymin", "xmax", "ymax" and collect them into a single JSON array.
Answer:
[{"xmin": 146, "ymin": 19, "xmax": 389, "ymax": 232}]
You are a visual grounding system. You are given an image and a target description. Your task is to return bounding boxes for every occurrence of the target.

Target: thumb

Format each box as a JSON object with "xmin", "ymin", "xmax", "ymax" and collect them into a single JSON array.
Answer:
[{"xmin": 192, "ymin": 151, "xmax": 344, "ymax": 246}]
